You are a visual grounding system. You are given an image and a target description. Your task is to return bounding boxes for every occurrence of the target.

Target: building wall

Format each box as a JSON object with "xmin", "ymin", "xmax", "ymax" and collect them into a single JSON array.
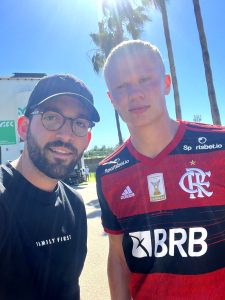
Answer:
[
  {"xmin": 84, "ymin": 157, "xmax": 103, "ymax": 173},
  {"xmin": 0, "ymin": 77, "xmax": 39, "ymax": 163}
]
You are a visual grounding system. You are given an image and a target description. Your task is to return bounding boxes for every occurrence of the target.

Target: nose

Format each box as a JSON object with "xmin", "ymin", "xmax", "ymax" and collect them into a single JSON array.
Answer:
[{"xmin": 127, "ymin": 84, "xmax": 144, "ymax": 101}]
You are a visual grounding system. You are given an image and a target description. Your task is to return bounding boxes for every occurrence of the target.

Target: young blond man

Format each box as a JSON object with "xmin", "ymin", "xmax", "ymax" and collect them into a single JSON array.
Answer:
[{"xmin": 96, "ymin": 40, "xmax": 225, "ymax": 299}]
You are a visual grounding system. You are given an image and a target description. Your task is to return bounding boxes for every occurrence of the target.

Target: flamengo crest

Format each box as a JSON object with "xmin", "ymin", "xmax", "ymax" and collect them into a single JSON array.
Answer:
[{"xmin": 179, "ymin": 168, "xmax": 213, "ymax": 199}]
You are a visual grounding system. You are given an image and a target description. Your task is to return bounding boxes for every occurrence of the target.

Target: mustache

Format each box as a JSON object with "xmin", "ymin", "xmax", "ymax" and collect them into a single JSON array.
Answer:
[{"xmin": 45, "ymin": 140, "xmax": 77, "ymax": 153}]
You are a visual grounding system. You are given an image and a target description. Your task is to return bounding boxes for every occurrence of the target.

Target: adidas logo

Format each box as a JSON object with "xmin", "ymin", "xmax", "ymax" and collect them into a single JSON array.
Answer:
[{"xmin": 120, "ymin": 186, "xmax": 135, "ymax": 199}]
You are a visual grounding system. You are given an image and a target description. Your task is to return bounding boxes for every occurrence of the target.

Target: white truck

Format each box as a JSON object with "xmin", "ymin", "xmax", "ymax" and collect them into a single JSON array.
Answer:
[{"xmin": 0, "ymin": 73, "xmax": 85, "ymax": 184}]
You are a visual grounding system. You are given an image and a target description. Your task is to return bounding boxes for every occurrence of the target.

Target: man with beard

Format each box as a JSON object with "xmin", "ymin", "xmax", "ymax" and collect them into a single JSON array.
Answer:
[{"xmin": 0, "ymin": 74, "xmax": 100, "ymax": 300}]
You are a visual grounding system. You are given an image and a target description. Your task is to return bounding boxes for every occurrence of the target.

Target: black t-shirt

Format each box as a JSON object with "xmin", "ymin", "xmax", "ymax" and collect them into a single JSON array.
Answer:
[{"xmin": 0, "ymin": 164, "xmax": 87, "ymax": 300}]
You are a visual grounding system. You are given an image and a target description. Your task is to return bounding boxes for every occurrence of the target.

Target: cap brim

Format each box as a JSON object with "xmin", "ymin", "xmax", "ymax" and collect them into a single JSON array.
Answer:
[{"xmin": 30, "ymin": 92, "xmax": 100, "ymax": 122}]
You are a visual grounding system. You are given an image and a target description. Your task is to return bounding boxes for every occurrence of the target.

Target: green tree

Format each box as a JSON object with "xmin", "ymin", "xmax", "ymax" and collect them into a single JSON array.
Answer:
[
  {"xmin": 141, "ymin": 0, "xmax": 182, "ymax": 120},
  {"xmin": 84, "ymin": 145, "xmax": 116, "ymax": 158},
  {"xmin": 90, "ymin": 0, "xmax": 150, "ymax": 145},
  {"xmin": 192, "ymin": 0, "xmax": 221, "ymax": 125}
]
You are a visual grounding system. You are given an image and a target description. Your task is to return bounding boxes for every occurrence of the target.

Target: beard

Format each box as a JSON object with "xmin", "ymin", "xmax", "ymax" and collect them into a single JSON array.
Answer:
[{"xmin": 27, "ymin": 128, "xmax": 83, "ymax": 180}]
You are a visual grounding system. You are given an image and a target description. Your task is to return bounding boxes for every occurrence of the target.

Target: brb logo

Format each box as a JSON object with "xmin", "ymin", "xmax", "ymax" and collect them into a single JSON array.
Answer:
[
  {"xmin": 129, "ymin": 228, "xmax": 207, "ymax": 258},
  {"xmin": 179, "ymin": 168, "xmax": 213, "ymax": 199}
]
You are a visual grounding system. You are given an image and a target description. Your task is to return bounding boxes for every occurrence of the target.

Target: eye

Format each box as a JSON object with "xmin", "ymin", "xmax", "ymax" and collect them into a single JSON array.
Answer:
[
  {"xmin": 139, "ymin": 76, "xmax": 152, "ymax": 84},
  {"xmin": 116, "ymin": 83, "xmax": 127, "ymax": 90},
  {"xmin": 43, "ymin": 112, "xmax": 61, "ymax": 122},
  {"xmin": 74, "ymin": 118, "xmax": 89, "ymax": 129}
]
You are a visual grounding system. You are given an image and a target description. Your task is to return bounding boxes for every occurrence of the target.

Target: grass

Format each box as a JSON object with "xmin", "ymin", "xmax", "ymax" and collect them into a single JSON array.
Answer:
[
  {"xmin": 88, "ymin": 172, "xmax": 96, "ymax": 183},
  {"xmin": 79, "ymin": 172, "xmax": 96, "ymax": 185}
]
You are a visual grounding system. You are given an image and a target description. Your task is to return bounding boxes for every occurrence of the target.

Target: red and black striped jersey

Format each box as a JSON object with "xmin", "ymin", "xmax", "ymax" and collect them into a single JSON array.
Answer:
[{"xmin": 96, "ymin": 120, "xmax": 225, "ymax": 299}]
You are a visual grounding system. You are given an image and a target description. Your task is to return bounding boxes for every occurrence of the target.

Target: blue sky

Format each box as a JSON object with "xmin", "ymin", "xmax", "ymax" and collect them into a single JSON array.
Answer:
[{"xmin": 1, "ymin": 0, "xmax": 224, "ymax": 149}]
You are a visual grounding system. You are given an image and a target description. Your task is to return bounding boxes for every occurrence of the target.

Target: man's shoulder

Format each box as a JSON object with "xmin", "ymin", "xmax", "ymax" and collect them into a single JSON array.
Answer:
[
  {"xmin": 59, "ymin": 181, "xmax": 84, "ymax": 206},
  {"xmin": 58, "ymin": 183, "xmax": 86, "ymax": 226},
  {"xmin": 0, "ymin": 166, "xmax": 5, "ymax": 194},
  {"xmin": 182, "ymin": 120, "xmax": 225, "ymax": 133},
  {"xmin": 96, "ymin": 139, "xmax": 139, "ymax": 178},
  {"xmin": 171, "ymin": 120, "xmax": 225, "ymax": 155},
  {"xmin": 0, "ymin": 181, "xmax": 5, "ymax": 194},
  {"xmin": 0, "ymin": 164, "xmax": 12, "ymax": 194},
  {"xmin": 182, "ymin": 121, "xmax": 225, "ymax": 142}
]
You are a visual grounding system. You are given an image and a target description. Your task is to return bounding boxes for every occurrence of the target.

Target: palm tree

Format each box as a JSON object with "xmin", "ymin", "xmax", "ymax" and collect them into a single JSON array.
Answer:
[
  {"xmin": 192, "ymin": 0, "xmax": 221, "ymax": 125},
  {"xmin": 141, "ymin": 0, "xmax": 182, "ymax": 120},
  {"xmin": 90, "ymin": 0, "xmax": 150, "ymax": 145}
]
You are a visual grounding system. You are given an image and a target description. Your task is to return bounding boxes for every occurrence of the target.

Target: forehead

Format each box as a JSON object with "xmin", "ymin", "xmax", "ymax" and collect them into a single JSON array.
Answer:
[
  {"xmin": 38, "ymin": 95, "xmax": 89, "ymax": 117},
  {"xmin": 105, "ymin": 50, "xmax": 163, "ymax": 86}
]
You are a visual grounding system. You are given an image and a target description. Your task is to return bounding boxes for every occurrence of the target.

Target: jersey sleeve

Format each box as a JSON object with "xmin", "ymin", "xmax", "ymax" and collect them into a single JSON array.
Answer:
[{"xmin": 96, "ymin": 167, "xmax": 123, "ymax": 235}]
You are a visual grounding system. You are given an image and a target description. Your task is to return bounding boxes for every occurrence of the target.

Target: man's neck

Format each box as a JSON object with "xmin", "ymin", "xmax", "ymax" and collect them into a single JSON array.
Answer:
[
  {"xmin": 129, "ymin": 118, "xmax": 179, "ymax": 158},
  {"xmin": 11, "ymin": 154, "xmax": 58, "ymax": 192}
]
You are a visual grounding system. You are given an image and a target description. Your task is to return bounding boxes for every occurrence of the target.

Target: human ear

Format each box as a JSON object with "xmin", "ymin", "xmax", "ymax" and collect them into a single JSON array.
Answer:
[
  {"xmin": 85, "ymin": 131, "xmax": 92, "ymax": 148},
  {"xmin": 87, "ymin": 131, "xmax": 92, "ymax": 143},
  {"xmin": 107, "ymin": 91, "xmax": 118, "ymax": 109},
  {"xmin": 17, "ymin": 116, "xmax": 29, "ymax": 141},
  {"xmin": 107, "ymin": 91, "xmax": 112, "ymax": 101},
  {"xmin": 164, "ymin": 74, "xmax": 171, "ymax": 95}
]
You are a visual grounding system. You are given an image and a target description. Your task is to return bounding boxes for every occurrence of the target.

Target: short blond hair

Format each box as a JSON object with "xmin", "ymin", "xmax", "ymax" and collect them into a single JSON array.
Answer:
[{"xmin": 104, "ymin": 39, "xmax": 165, "ymax": 78}]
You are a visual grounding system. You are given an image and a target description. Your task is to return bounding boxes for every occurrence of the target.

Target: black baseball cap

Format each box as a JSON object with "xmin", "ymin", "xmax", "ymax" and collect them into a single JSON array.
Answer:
[{"xmin": 24, "ymin": 74, "xmax": 100, "ymax": 122}]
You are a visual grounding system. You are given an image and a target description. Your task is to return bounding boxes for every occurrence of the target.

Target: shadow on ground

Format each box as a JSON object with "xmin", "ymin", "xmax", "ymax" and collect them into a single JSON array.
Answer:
[
  {"xmin": 86, "ymin": 198, "xmax": 101, "ymax": 219},
  {"xmin": 73, "ymin": 183, "xmax": 89, "ymax": 190},
  {"xmin": 87, "ymin": 199, "xmax": 100, "ymax": 209},
  {"xmin": 86, "ymin": 199, "xmax": 108, "ymax": 236}
]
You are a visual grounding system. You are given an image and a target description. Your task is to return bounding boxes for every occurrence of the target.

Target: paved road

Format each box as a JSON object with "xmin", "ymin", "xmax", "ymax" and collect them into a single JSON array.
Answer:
[{"xmin": 75, "ymin": 182, "xmax": 110, "ymax": 300}]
